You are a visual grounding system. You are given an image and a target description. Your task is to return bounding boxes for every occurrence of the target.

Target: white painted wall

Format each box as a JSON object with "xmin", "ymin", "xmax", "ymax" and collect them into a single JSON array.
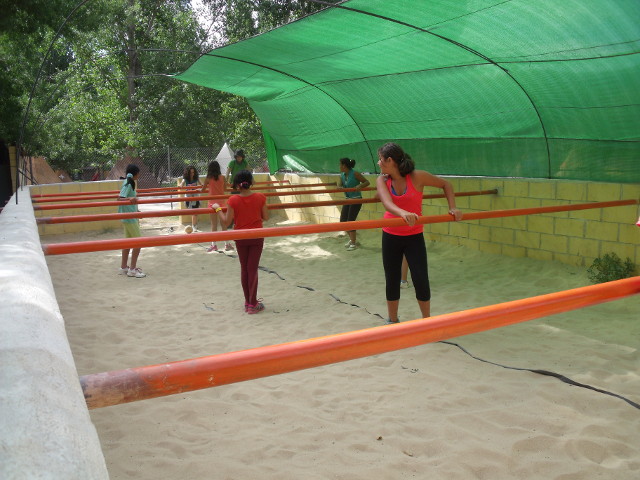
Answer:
[{"xmin": 0, "ymin": 189, "xmax": 108, "ymax": 479}]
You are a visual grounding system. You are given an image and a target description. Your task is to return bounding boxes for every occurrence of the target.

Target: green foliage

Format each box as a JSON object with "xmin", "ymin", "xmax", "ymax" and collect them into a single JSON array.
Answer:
[
  {"xmin": 2, "ymin": 0, "xmax": 338, "ymax": 173},
  {"xmin": 587, "ymin": 252, "xmax": 635, "ymax": 284}
]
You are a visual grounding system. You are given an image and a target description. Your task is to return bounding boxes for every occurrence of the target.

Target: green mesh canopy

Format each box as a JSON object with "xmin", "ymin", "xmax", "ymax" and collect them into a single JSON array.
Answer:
[{"xmin": 175, "ymin": 0, "xmax": 640, "ymax": 182}]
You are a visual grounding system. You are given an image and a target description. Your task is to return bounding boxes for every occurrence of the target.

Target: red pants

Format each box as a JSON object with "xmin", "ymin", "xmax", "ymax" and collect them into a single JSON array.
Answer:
[{"xmin": 235, "ymin": 238, "xmax": 264, "ymax": 305}]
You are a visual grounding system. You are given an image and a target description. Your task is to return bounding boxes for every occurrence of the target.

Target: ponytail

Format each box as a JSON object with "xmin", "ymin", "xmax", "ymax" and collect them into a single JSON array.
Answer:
[
  {"xmin": 232, "ymin": 169, "xmax": 253, "ymax": 190},
  {"xmin": 339, "ymin": 157, "xmax": 356, "ymax": 170},
  {"xmin": 398, "ymin": 152, "xmax": 415, "ymax": 177},
  {"xmin": 125, "ymin": 164, "xmax": 140, "ymax": 190}
]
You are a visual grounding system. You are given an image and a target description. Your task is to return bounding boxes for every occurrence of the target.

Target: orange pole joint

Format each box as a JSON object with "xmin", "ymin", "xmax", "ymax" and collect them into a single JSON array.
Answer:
[{"xmin": 80, "ymin": 276, "xmax": 640, "ymax": 409}]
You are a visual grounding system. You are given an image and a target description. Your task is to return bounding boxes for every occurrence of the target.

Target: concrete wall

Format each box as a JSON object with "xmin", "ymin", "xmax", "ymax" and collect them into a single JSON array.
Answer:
[
  {"xmin": 33, "ymin": 180, "xmax": 127, "ymax": 236},
  {"xmin": 278, "ymin": 174, "xmax": 640, "ymax": 271},
  {"xmin": 0, "ymin": 190, "xmax": 108, "ymax": 479}
]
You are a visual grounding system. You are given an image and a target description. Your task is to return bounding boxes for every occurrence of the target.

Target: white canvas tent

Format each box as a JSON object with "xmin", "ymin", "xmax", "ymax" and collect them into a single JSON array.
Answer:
[{"xmin": 215, "ymin": 143, "xmax": 235, "ymax": 173}]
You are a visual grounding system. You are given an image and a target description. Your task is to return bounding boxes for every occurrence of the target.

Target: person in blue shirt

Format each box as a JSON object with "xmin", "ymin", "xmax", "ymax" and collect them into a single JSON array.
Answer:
[
  {"xmin": 338, "ymin": 157, "xmax": 370, "ymax": 250},
  {"xmin": 117, "ymin": 164, "xmax": 146, "ymax": 278}
]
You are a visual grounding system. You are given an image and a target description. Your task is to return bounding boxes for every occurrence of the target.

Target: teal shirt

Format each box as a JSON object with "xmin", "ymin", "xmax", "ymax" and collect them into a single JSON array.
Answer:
[
  {"xmin": 341, "ymin": 170, "xmax": 362, "ymax": 199},
  {"xmin": 118, "ymin": 180, "xmax": 138, "ymax": 223}
]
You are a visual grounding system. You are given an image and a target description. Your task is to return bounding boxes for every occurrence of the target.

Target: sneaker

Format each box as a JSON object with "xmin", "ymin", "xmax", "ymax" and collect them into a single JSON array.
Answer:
[
  {"xmin": 118, "ymin": 266, "xmax": 129, "ymax": 275},
  {"xmin": 345, "ymin": 240, "xmax": 353, "ymax": 247},
  {"xmin": 244, "ymin": 302, "xmax": 249, "ymax": 312},
  {"xmin": 385, "ymin": 318, "xmax": 399, "ymax": 325},
  {"xmin": 225, "ymin": 243, "xmax": 234, "ymax": 251},
  {"xmin": 400, "ymin": 280, "xmax": 411, "ymax": 289},
  {"xmin": 346, "ymin": 243, "xmax": 357, "ymax": 251},
  {"xmin": 127, "ymin": 267, "xmax": 146, "ymax": 278},
  {"xmin": 247, "ymin": 301, "xmax": 265, "ymax": 314},
  {"xmin": 207, "ymin": 244, "xmax": 218, "ymax": 253}
]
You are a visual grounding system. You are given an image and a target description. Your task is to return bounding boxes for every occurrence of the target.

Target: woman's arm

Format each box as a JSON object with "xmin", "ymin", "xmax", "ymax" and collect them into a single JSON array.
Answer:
[
  {"xmin": 261, "ymin": 202, "xmax": 269, "ymax": 221},
  {"xmin": 200, "ymin": 178, "xmax": 209, "ymax": 193},
  {"xmin": 354, "ymin": 172, "xmax": 370, "ymax": 190},
  {"xmin": 117, "ymin": 184, "xmax": 135, "ymax": 203},
  {"xmin": 412, "ymin": 170, "xmax": 463, "ymax": 221},
  {"xmin": 212, "ymin": 203, "xmax": 233, "ymax": 227}
]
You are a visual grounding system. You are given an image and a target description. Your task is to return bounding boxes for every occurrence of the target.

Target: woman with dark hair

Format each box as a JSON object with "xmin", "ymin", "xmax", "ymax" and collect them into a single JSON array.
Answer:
[
  {"xmin": 376, "ymin": 142, "xmax": 462, "ymax": 324},
  {"xmin": 213, "ymin": 170, "xmax": 269, "ymax": 314},
  {"xmin": 201, "ymin": 161, "xmax": 232, "ymax": 252},
  {"xmin": 179, "ymin": 165, "xmax": 202, "ymax": 231},
  {"xmin": 338, "ymin": 157, "xmax": 370, "ymax": 250},
  {"xmin": 117, "ymin": 164, "xmax": 146, "ymax": 278}
]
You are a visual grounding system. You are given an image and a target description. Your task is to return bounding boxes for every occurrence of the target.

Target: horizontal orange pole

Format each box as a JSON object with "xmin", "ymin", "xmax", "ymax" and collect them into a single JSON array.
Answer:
[
  {"xmin": 36, "ymin": 190, "xmax": 497, "ymax": 224},
  {"xmin": 41, "ymin": 199, "xmax": 637, "ymax": 255},
  {"xmin": 30, "ymin": 180, "xmax": 291, "ymax": 198},
  {"xmin": 80, "ymin": 276, "xmax": 640, "ymax": 408},
  {"xmin": 33, "ymin": 187, "xmax": 372, "ymax": 211},
  {"xmin": 32, "ymin": 182, "xmax": 340, "ymax": 203}
]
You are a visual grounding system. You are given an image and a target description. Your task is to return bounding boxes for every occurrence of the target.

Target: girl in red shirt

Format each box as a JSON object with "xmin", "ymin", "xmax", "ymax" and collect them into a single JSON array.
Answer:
[
  {"xmin": 376, "ymin": 142, "xmax": 463, "ymax": 324},
  {"xmin": 213, "ymin": 170, "xmax": 269, "ymax": 314},
  {"xmin": 201, "ymin": 161, "xmax": 233, "ymax": 252}
]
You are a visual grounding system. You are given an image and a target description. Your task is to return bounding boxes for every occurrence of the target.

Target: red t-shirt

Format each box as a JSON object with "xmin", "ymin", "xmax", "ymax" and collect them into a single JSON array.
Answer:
[
  {"xmin": 228, "ymin": 192, "xmax": 266, "ymax": 229},
  {"xmin": 382, "ymin": 174, "xmax": 423, "ymax": 236}
]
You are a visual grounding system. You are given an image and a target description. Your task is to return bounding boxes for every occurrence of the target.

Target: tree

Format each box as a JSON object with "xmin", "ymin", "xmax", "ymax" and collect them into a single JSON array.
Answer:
[{"xmin": 2, "ymin": 0, "xmax": 340, "ymax": 174}]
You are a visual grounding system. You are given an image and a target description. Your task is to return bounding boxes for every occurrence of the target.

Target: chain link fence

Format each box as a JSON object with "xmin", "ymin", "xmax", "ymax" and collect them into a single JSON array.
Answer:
[{"xmin": 50, "ymin": 146, "xmax": 270, "ymax": 186}]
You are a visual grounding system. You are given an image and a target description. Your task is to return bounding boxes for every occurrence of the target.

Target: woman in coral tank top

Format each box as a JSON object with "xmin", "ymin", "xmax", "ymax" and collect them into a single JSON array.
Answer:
[{"xmin": 376, "ymin": 142, "xmax": 463, "ymax": 324}]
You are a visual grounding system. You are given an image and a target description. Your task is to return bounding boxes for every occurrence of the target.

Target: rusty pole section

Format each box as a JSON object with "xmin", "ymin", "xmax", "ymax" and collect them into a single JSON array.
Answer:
[
  {"xmin": 80, "ymin": 276, "xmax": 640, "ymax": 409},
  {"xmin": 42, "ymin": 199, "xmax": 638, "ymax": 255}
]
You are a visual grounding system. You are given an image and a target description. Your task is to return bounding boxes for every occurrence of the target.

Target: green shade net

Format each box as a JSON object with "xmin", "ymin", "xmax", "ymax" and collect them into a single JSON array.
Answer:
[{"xmin": 175, "ymin": 0, "xmax": 640, "ymax": 182}]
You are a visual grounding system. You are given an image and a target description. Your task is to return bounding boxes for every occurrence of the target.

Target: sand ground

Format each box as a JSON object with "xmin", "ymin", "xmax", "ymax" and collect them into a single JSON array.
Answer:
[{"xmin": 44, "ymin": 213, "xmax": 640, "ymax": 480}]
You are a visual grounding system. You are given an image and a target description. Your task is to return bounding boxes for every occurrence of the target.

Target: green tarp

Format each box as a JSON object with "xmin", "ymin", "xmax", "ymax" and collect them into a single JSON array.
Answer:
[{"xmin": 175, "ymin": 0, "xmax": 640, "ymax": 182}]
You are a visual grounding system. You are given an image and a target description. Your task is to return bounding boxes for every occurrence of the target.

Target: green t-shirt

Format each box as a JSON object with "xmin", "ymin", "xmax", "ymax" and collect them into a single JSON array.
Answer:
[{"xmin": 227, "ymin": 158, "xmax": 248, "ymax": 180}]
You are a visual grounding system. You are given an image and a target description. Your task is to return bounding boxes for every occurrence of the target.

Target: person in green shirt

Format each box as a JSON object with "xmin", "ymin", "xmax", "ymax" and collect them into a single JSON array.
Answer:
[{"xmin": 226, "ymin": 149, "xmax": 248, "ymax": 185}]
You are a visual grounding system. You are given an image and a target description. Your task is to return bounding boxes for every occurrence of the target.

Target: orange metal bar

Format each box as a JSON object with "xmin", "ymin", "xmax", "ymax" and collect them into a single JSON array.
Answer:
[
  {"xmin": 41, "ymin": 199, "xmax": 637, "ymax": 255},
  {"xmin": 80, "ymin": 276, "xmax": 640, "ymax": 408},
  {"xmin": 32, "ymin": 182, "xmax": 340, "ymax": 203},
  {"xmin": 33, "ymin": 187, "xmax": 374, "ymax": 211},
  {"xmin": 30, "ymin": 179, "xmax": 291, "ymax": 198},
  {"xmin": 36, "ymin": 190, "xmax": 497, "ymax": 224}
]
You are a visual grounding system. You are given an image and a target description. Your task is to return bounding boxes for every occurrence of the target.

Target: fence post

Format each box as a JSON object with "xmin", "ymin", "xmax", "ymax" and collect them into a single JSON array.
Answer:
[{"xmin": 167, "ymin": 145, "xmax": 173, "ymax": 209}]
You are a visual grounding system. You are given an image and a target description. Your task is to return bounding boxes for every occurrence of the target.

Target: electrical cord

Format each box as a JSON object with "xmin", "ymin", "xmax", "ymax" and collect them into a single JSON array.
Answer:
[{"xmin": 210, "ymin": 246, "xmax": 639, "ymax": 411}]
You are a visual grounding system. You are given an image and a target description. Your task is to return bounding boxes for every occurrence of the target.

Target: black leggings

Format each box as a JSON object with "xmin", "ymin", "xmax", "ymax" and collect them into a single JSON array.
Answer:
[
  {"xmin": 382, "ymin": 231, "xmax": 431, "ymax": 302},
  {"xmin": 340, "ymin": 203, "xmax": 362, "ymax": 231}
]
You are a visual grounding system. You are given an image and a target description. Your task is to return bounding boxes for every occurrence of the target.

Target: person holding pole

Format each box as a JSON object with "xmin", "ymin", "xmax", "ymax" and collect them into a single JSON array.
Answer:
[
  {"xmin": 338, "ymin": 157, "xmax": 370, "ymax": 250},
  {"xmin": 213, "ymin": 170, "xmax": 269, "ymax": 314},
  {"xmin": 226, "ymin": 149, "xmax": 248, "ymax": 186},
  {"xmin": 201, "ymin": 161, "xmax": 233, "ymax": 252},
  {"xmin": 179, "ymin": 165, "xmax": 202, "ymax": 231},
  {"xmin": 376, "ymin": 142, "xmax": 462, "ymax": 324},
  {"xmin": 117, "ymin": 164, "xmax": 146, "ymax": 278}
]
